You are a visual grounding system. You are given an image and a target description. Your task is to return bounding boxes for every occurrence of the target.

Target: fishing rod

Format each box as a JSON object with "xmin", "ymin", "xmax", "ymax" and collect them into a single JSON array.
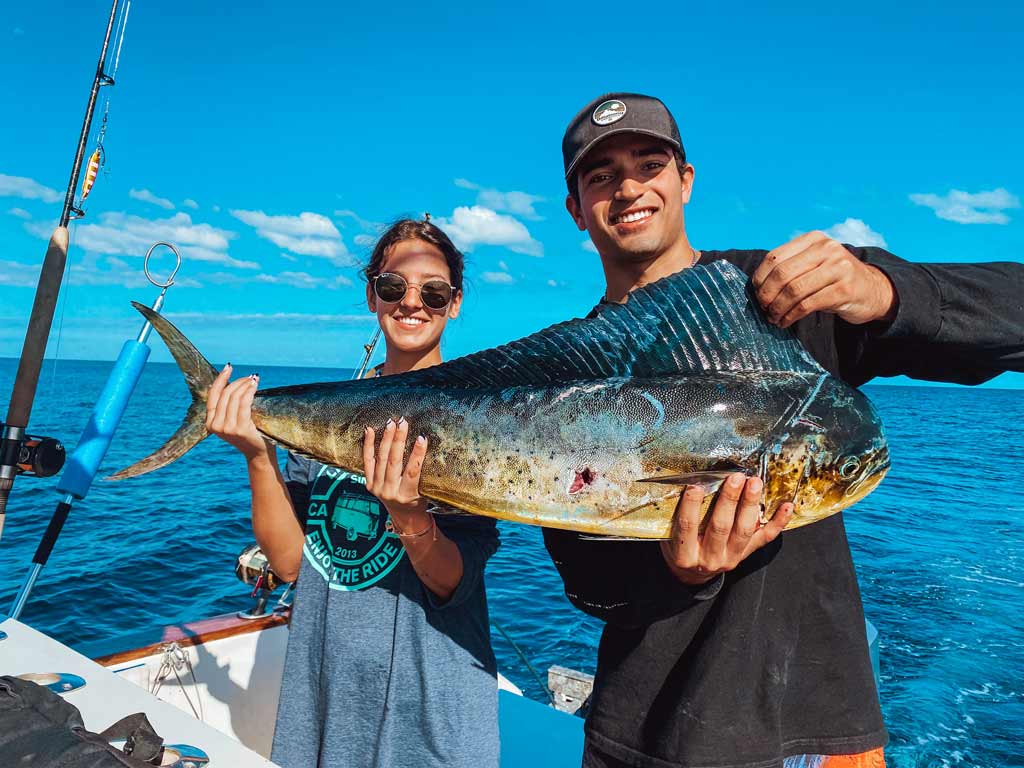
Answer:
[
  {"xmin": 0, "ymin": 0, "xmax": 125, "ymax": 541},
  {"xmin": 353, "ymin": 328, "xmax": 382, "ymax": 380}
]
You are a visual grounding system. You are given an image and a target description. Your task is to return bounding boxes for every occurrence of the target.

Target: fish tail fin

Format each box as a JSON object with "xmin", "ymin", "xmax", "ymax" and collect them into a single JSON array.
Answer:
[{"xmin": 107, "ymin": 302, "xmax": 217, "ymax": 480}]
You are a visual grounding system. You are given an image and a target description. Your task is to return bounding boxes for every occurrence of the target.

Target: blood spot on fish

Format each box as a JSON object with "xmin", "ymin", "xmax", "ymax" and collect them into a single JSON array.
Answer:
[{"xmin": 568, "ymin": 467, "xmax": 597, "ymax": 495}]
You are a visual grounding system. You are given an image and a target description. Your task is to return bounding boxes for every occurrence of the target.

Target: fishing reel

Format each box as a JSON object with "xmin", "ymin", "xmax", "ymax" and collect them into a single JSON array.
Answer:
[
  {"xmin": 0, "ymin": 424, "xmax": 66, "ymax": 479},
  {"xmin": 234, "ymin": 543, "xmax": 288, "ymax": 620}
]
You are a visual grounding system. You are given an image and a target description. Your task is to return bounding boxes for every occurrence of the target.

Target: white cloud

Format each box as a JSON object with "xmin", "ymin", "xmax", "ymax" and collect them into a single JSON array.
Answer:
[
  {"xmin": 254, "ymin": 271, "xmax": 353, "ymax": 289},
  {"xmin": 547, "ymin": 279, "xmax": 559, "ymax": 287},
  {"xmin": 498, "ymin": 260, "xmax": 508, "ymax": 270},
  {"xmin": 212, "ymin": 205, "xmax": 221, "ymax": 213},
  {"xmin": 480, "ymin": 271, "xmax": 515, "ymax": 285},
  {"xmin": 13, "ymin": 27, "xmax": 25, "ymax": 36},
  {"xmin": 354, "ymin": 234, "xmax": 376, "ymax": 247},
  {"xmin": 70, "ymin": 266, "xmax": 202, "ymax": 289},
  {"xmin": 909, "ymin": 188, "xmax": 1020, "ymax": 225},
  {"xmin": 27, "ymin": 211, "xmax": 255, "ymax": 270},
  {"xmin": 335, "ymin": 209, "xmax": 385, "ymax": 233},
  {"xmin": 129, "ymin": 188, "xmax": 175, "ymax": 210},
  {"xmin": 582, "ymin": 238, "xmax": 598, "ymax": 253},
  {"xmin": 232, "ymin": 209, "xmax": 350, "ymax": 263},
  {"xmin": 0, "ymin": 173, "xmax": 60, "ymax": 203},
  {"xmin": 454, "ymin": 179, "xmax": 544, "ymax": 220},
  {"xmin": 167, "ymin": 311, "xmax": 376, "ymax": 325},
  {"xmin": 0, "ymin": 259, "xmax": 38, "ymax": 287},
  {"xmin": 823, "ymin": 218, "xmax": 888, "ymax": 248},
  {"xmin": 183, "ymin": 198, "xmax": 199, "ymax": 210},
  {"xmin": 435, "ymin": 206, "xmax": 543, "ymax": 257},
  {"xmin": 7, "ymin": 207, "xmax": 31, "ymax": 219}
]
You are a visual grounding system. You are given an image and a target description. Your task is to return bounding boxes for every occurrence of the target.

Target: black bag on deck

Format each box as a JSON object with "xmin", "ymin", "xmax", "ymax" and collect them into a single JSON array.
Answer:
[{"xmin": 0, "ymin": 675, "xmax": 166, "ymax": 768}]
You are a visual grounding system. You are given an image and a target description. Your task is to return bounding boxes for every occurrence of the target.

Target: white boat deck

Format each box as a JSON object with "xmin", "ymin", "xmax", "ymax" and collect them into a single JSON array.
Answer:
[{"xmin": 0, "ymin": 617, "xmax": 277, "ymax": 766}]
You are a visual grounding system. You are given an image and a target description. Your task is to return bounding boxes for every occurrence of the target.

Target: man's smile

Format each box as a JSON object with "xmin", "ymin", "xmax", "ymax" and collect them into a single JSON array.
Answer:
[
  {"xmin": 610, "ymin": 207, "xmax": 657, "ymax": 227},
  {"xmin": 606, "ymin": 204, "xmax": 655, "ymax": 228}
]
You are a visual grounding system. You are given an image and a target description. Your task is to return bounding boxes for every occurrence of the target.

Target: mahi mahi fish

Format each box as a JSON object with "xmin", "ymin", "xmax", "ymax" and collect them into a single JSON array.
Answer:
[{"xmin": 111, "ymin": 261, "xmax": 890, "ymax": 538}]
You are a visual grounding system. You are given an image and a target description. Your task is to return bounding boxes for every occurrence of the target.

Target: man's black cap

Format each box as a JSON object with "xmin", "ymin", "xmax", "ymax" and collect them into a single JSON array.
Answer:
[{"xmin": 562, "ymin": 92, "xmax": 684, "ymax": 180}]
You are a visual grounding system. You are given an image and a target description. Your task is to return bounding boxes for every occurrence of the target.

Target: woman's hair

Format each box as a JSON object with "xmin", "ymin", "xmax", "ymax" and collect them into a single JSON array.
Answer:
[{"xmin": 362, "ymin": 218, "xmax": 465, "ymax": 292}]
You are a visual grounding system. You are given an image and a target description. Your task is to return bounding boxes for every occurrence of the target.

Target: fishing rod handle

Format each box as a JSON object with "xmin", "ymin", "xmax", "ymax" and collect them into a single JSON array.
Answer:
[
  {"xmin": 4, "ymin": 229, "xmax": 69, "ymax": 429},
  {"xmin": 56, "ymin": 340, "xmax": 150, "ymax": 500}
]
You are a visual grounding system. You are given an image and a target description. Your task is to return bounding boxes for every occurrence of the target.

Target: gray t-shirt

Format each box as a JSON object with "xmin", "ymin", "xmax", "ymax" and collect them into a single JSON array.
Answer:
[{"xmin": 270, "ymin": 453, "xmax": 500, "ymax": 768}]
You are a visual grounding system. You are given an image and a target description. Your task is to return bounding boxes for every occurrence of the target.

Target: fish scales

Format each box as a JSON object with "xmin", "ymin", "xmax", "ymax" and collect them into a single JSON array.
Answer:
[
  {"xmin": 248, "ymin": 371, "xmax": 884, "ymax": 538},
  {"xmin": 111, "ymin": 261, "xmax": 890, "ymax": 539}
]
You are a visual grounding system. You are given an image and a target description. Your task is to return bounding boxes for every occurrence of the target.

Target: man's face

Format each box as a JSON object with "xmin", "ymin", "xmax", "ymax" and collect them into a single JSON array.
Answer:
[{"xmin": 566, "ymin": 134, "xmax": 693, "ymax": 263}]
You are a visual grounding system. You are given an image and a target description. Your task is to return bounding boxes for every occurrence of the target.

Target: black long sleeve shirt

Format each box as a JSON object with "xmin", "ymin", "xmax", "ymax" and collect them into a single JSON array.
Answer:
[{"xmin": 543, "ymin": 247, "xmax": 1024, "ymax": 767}]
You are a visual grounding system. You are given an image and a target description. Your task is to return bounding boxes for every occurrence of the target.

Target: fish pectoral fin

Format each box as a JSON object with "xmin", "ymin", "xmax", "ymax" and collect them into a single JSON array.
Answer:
[{"xmin": 637, "ymin": 471, "xmax": 735, "ymax": 492}]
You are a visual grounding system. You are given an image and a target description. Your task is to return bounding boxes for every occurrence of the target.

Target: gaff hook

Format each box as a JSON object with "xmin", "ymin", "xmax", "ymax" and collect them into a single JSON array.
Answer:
[{"xmin": 137, "ymin": 242, "xmax": 181, "ymax": 344}]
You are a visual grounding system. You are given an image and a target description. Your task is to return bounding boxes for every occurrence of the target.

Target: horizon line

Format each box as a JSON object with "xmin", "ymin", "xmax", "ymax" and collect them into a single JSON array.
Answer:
[{"xmin": 1, "ymin": 356, "xmax": 1020, "ymax": 391}]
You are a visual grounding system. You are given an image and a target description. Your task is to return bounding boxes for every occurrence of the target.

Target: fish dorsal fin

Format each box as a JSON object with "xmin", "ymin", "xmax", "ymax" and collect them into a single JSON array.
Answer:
[{"xmin": 399, "ymin": 260, "xmax": 821, "ymax": 390}]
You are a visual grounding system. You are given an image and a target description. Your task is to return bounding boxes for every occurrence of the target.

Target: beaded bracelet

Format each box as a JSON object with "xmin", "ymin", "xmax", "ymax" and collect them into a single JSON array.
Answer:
[{"xmin": 386, "ymin": 514, "xmax": 438, "ymax": 542}]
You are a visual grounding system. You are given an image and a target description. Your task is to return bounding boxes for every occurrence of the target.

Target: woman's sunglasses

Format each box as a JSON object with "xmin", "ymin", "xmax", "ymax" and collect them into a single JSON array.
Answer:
[{"xmin": 372, "ymin": 272, "xmax": 455, "ymax": 311}]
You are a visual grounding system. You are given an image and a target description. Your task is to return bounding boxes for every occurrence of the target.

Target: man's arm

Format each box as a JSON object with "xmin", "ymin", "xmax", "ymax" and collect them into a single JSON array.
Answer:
[
  {"xmin": 543, "ymin": 476, "xmax": 792, "ymax": 628},
  {"xmin": 838, "ymin": 250, "xmax": 1024, "ymax": 385},
  {"xmin": 543, "ymin": 530, "xmax": 723, "ymax": 628},
  {"xmin": 750, "ymin": 230, "xmax": 1024, "ymax": 385}
]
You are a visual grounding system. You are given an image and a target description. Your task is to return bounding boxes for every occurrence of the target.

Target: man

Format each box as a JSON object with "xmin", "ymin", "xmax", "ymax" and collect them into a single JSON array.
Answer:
[{"xmin": 543, "ymin": 92, "xmax": 1024, "ymax": 768}]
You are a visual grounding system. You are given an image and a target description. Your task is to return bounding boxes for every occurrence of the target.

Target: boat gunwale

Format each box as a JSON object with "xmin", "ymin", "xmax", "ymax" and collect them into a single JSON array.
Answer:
[{"xmin": 91, "ymin": 610, "xmax": 290, "ymax": 666}]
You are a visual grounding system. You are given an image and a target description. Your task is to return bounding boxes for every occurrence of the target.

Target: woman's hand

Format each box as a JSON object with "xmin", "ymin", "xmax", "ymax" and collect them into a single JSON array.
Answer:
[
  {"xmin": 206, "ymin": 364, "xmax": 270, "ymax": 462},
  {"xmin": 660, "ymin": 473, "xmax": 793, "ymax": 586},
  {"xmin": 363, "ymin": 417, "xmax": 432, "ymax": 532}
]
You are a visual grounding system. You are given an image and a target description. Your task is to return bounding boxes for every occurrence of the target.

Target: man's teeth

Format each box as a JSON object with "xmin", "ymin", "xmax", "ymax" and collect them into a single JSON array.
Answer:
[
  {"xmin": 397, "ymin": 317, "xmax": 426, "ymax": 327},
  {"xmin": 613, "ymin": 209, "xmax": 654, "ymax": 224}
]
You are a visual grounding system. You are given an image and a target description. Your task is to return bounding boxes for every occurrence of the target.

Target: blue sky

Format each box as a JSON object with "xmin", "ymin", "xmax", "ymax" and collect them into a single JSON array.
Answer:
[{"xmin": 1, "ymin": 1, "xmax": 1021, "ymax": 388}]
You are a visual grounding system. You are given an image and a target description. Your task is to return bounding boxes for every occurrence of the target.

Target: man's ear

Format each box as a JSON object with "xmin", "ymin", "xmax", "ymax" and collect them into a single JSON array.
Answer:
[
  {"xmin": 680, "ymin": 163, "xmax": 695, "ymax": 205},
  {"xmin": 565, "ymin": 193, "xmax": 587, "ymax": 232}
]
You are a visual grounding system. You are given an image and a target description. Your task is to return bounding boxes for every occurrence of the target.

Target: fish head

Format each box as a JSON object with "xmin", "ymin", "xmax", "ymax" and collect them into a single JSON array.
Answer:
[
  {"xmin": 778, "ymin": 382, "xmax": 891, "ymax": 525},
  {"xmin": 825, "ymin": 439, "xmax": 891, "ymax": 507}
]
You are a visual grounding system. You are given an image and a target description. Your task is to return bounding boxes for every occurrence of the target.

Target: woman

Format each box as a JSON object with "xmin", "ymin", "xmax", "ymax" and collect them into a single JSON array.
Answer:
[{"xmin": 206, "ymin": 219, "xmax": 500, "ymax": 768}]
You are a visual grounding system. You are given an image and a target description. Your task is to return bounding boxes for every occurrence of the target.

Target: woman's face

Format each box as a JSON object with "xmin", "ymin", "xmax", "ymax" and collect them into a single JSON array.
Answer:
[{"xmin": 367, "ymin": 238, "xmax": 462, "ymax": 353}]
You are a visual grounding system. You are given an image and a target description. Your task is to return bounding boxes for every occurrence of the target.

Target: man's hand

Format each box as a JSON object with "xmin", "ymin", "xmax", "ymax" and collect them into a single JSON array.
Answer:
[
  {"xmin": 660, "ymin": 474, "xmax": 794, "ymax": 586},
  {"xmin": 752, "ymin": 231, "xmax": 898, "ymax": 328}
]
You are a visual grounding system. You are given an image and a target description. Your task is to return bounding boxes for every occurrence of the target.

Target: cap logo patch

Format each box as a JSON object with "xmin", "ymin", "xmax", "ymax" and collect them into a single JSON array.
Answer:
[{"xmin": 592, "ymin": 99, "xmax": 627, "ymax": 126}]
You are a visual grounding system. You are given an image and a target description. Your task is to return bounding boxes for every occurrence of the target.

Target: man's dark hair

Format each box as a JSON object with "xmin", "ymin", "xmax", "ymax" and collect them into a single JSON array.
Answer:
[
  {"xmin": 363, "ymin": 218, "xmax": 465, "ymax": 292},
  {"xmin": 567, "ymin": 148, "xmax": 688, "ymax": 207}
]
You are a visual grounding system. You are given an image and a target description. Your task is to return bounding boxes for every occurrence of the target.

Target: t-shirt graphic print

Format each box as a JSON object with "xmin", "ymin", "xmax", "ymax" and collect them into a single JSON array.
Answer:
[{"xmin": 301, "ymin": 463, "xmax": 405, "ymax": 591}]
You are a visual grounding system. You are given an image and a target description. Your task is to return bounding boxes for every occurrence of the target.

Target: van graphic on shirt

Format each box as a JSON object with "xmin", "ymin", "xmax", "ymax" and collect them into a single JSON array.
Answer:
[
  {"xmin": 331, "ymin": 495, "xmax": 381, "ymax": 542},
  {"xmin": 302, "ymin": 464, "xmax": 405, "ymax": 591}
]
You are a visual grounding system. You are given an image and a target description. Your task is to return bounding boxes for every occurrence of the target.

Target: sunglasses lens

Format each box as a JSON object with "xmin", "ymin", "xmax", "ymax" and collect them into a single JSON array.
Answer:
[
  {"xmin": 375, "ymin": 273, "xmax": 407, "ymax": 303},
  {"xmin": 420, "ymin": 281, "xmax": 453, "ymax": 310}
]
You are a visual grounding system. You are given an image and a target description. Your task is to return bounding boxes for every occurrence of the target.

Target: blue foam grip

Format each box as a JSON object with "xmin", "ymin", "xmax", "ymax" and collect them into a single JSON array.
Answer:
[{"xmin": 56, "ymin": 340, "xmax": 151, "ymax": 499}]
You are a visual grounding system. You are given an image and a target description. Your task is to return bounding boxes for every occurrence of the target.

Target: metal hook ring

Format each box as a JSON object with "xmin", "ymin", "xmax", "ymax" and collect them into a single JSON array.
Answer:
[{"xmin": 144, "ymin": 242, "xmax": 182, "ymax": 288}]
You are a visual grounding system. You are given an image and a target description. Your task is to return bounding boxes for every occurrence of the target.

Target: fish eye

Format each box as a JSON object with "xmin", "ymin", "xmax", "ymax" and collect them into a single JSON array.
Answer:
[{"xmin": 839, "ymin": 457, "xmax": 861, "ymax": 479}]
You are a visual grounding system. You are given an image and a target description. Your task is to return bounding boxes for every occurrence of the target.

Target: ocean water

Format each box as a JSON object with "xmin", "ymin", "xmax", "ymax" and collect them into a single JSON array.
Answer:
[{"xmin": 0, "ymin": 358, "xmax": 1021, "ymax": 767}]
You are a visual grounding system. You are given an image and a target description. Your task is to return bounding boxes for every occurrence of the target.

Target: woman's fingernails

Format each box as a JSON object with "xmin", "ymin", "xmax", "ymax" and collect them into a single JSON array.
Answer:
[
  {"xmin": 747, "ymin": 477, "xmax": 762, "ymax": 493},
  {"xmin": 416, "ymin": 435, "xmax": 426, "ymax": 445},
  {"xmin": 728, "ymin": 474, "xmax": 744, "ymax": 488},
  {"xmin": 386, "ymin": 419, "xmax": 395, "ymax": 429},
  {"xmin": 398, "ymin": 417, "xmax": 407, "ymax": 426}
]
